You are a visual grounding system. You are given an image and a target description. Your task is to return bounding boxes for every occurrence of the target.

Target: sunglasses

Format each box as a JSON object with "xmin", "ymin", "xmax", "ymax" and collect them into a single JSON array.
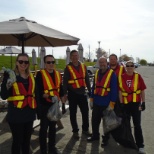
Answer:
[
  {"xmin": 126, "ymin": 65, "xmax": 134, "ymax": 67},
  {"xmin": 18, "ymin": 60, "xmax": 29, "ymax": 64},
  {"xmin": 45, "ymin": 61, "xmax": 55, "ymax": 64}
]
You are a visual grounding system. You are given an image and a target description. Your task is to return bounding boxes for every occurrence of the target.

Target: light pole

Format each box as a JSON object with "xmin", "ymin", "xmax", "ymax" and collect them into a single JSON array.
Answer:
[{"xmin": 98, "ymin": 41, "xmax": 101, "ymax": 48}]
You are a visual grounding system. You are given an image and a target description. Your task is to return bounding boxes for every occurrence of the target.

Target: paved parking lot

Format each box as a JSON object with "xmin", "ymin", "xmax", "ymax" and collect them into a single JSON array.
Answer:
[{"xmin": 0, "ymin": 66, "xmax": 154, "ymax": 154}]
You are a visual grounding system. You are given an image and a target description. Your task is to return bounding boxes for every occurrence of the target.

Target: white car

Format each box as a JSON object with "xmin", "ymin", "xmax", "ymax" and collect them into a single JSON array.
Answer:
[{"xmin": 87, "ymin": 65, "xmax": 99, "ymax": 75}]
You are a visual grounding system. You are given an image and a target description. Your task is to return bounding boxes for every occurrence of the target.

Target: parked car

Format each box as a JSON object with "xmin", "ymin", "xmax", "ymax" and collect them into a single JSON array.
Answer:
[
  {"xmin": 134, "ymin": 63, "xmax": 139, "ymax": 68},
  {"xmin": 87, "ymin": 65, "xmax": 99, "ymax": 75}
]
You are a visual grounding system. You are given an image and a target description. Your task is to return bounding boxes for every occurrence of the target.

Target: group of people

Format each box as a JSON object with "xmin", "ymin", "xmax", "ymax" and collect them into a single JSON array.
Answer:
[{"xmin": 1, "ymin": 51, "xmax": 146, "ymax": 154}]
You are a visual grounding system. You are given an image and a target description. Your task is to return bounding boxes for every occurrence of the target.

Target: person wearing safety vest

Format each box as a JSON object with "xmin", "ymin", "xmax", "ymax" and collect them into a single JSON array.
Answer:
[
  {"xmin": 1, "ymin": 53, "xmax": 37, "ymax": 154},
  {"xmin": 119, "ymin": 60, "xmax": 146, "ymax": 154},
  {"xmin": 35, "ymin": 55, "xmax": 65, "ymax": 154},
  {"xmin": 87, "ymin": 56, "xmax": 118, "ymax": 147},
  {"xmin": 63, "ymin": 50, "xmax": 91, "ymax": 139},
  {"xmin": 109, "ymin": 53, "xmax": 126, "ymax": 117}
]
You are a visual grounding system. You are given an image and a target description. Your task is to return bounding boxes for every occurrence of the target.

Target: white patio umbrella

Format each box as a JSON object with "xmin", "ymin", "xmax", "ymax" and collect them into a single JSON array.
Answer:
[
  {"xmin": 0, "ymin": 46, "xmax": 22, "ymax": 68},
  {"xmin": 66, "ymin": 47, "xmax": 70, "ymax": 65},
  {"xmin": 0, "ymin": 17, "xmax": 80, "ymax": 53}
]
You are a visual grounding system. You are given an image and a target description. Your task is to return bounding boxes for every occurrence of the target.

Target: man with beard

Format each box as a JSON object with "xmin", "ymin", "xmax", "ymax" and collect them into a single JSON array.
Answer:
[
  {"xmin": 109, "ymin": 54, "xmax": 125, "ymax": 78},
  {"xmin": 87, "ymin": 56, "xmax": 118, "ymax": 146}
]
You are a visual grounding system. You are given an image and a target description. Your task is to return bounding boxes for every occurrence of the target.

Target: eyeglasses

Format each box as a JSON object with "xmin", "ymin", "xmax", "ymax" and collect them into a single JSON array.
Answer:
[
  {"xmin": 126, "ymin": 65, "xmax": 134, "ymax": 67},
  {"xmin": 45, "ymin": 61, "xmax": 55, "ymax": 64},
  {"xmin": 18, "ymin": 60, "xmax": 29, "ymax": 64}
]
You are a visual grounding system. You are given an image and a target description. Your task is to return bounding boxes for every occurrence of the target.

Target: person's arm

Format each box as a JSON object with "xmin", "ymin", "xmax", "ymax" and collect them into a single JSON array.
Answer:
[
  {"xmin": 110, "ymin": 72, "xmax": 118, "ymax": 102},
  {"xmin": 62, "ymin": 67, "xmax": 70, "ymax": 100},
  {"xmin": 107, "ymin": 72, "xmax": 118, "ymax": 110},
  {"xmin": 85, "ymin": 66, "xmax": 91, "ymax": 93},
  {"xmin": 1, "ymin": 72, "xmax": 12, "ymax": 100},
  {"xmin": 141, "ymin": 90, "xmax": 145, "ymax": 102},
  {"xmin": 35, "ymin": 71, "xmax": 45, "ymax": 103},
  {"xmin": 119, "ymin": 90, "xmax": 123, "ymax": 103}
]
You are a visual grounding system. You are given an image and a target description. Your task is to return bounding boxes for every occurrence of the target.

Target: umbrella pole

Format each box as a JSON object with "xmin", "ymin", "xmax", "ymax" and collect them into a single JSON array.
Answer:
[{"xmin": 21, "ymin": 34, "xmax": 24, "ymax": 54}]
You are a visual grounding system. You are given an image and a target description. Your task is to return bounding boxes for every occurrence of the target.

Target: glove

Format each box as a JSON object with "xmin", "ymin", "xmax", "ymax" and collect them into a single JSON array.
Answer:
[
  {"xmin": 106, "ymin": 101, "xmax": 115, "ymax": 111},
  {"xmin": 89, "ymin": 98, "xmax": 93, "ymax": 109},
  {"xmin": 62, "ymin": 103, "xmax": 66, "ymax": 114},
  {"xmin": 140, "ymin": 102, "xmax": 145, "ymax": 111}
]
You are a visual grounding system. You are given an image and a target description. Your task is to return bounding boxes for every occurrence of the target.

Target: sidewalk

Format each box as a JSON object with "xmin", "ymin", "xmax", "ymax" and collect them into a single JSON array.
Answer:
[{"xmin": 0, "ymin": 66, "xmax": 154, "ymax": 154}]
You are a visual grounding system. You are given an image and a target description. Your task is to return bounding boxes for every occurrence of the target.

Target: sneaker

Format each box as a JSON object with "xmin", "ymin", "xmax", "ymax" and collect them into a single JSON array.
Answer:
[
  {"xmin": 73, "ymin": 132, "xmax": 80, "ymax": 139},
  {"xmin": 82, "ymin": 130, "xmax": 92, "ymax": 136},
  {"xmin": 139, "ymin": 148, "xmax": 146, "ymax": 154}
]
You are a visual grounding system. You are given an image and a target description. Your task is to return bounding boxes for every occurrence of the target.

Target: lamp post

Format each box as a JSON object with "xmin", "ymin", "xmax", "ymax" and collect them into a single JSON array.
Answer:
[{"xmin": 98, "ymin": 41, "xmax": 101, "ymax": 48}]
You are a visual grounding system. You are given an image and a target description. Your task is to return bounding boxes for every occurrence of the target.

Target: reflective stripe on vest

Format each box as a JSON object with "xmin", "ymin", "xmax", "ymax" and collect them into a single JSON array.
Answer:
[
  {"xmin": 41, "ymin": 70, "xmax": 61, "ymax": 98},
  {"xmin": 94, "ymin": 69, "xmax": 113, "ymax": 96},
  {"xmin": 67, "ymin": 63, "xmax": 86, "ymax": 88},
  {"xmin": 7, "ymin": 73, "xmax": 36, "ymax": 108}
]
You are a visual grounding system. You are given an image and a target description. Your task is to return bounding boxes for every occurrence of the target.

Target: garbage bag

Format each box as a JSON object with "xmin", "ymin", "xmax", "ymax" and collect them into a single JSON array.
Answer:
[
  {"xmin": 103, "ymin": 110, "xmax": 122, "ymax": 133},
  {"xmin": 111, "ymin": 116, "xmax": 138, "ymax": 149},
  {"xmin": 114, "ymin": 101, "xmax": 124, "ymax": 117},
  {"xmin": 47, "ymin": 96, "xmax": 62, "ymax": 121}
]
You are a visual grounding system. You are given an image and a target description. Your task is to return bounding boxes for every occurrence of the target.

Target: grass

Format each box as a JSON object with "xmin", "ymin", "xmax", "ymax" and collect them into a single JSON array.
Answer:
[{"xmin": 0, "ymin": 55, "xmax": 95, "ymax": 71}]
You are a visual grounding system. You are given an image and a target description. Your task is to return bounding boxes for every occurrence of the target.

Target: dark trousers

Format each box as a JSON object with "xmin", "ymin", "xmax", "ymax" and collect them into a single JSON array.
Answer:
[
  {"xmin": 39, "ymin": 111, "xmax": 57, "ymax": 153},
  {"xmin": 8, "ymin": 121, "xmax": 33, "ymax": 154},
  {"xmin": 92, "ymin": 103, "xmax": 107, "ymax": 138},
  {"xmin": 124, "ymin": 102, "xmax": 144, "ymax": 148},
  {"xmin": 68, "ymin": 91, "xmax": 89, "ymax": 133}
]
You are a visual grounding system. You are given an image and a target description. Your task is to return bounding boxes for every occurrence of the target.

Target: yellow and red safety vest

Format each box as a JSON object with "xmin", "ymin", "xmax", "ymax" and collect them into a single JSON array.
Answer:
[
  {"xmin": 67, "ymin": 63, "xmax": 86, "ymax": 88},
  {"xmin": 7, "ymin": 73, "xmax": 37, "ymax": 109},
  {"xmin": 119, "ymin": 73, "xmax": 141, "ymax": 104},
  {"xmin": 94, "ymin": 69, "xmax": 113, "ymax": 96},
  {"xmin": 40, "ymin": 69, "xmax": 61, "ymax": 102},
  {"xmin": 115, "ymin": 65, "xmax": 125, "ymax": 79}
]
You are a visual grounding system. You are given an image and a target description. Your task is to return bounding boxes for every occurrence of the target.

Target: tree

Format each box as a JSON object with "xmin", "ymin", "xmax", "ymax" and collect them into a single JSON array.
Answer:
[
  {"xmin": 140, "ymin": 59, "xmax": 147, "ymax": 65},
  {"xmin": 119, "ymin": 54, "xmax": 130, "ymax": 61}
]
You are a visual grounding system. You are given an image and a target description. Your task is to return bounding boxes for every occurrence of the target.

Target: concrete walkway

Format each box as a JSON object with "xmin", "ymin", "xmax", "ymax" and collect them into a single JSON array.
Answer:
[{"xmin": 0, "ymin": 66, "xmax": 154, "ymax": 154}]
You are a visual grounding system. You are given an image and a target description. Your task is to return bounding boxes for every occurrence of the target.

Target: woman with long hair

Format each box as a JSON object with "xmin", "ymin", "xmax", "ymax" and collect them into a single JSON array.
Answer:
[{"xmin": 1, "ymin": 53, "xmax": 37, "ymax": 154}]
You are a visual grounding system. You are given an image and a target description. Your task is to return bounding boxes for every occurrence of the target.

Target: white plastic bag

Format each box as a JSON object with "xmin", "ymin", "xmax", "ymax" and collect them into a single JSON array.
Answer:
[
  {"xmin": 103, "ymin": 110, "xmax": 122, "ymax": 133},
  {"xmin": 2, "ymin": 67, "xmax": 16, "ymax": 89},
  {"xmin": 47, "ymin": 96, "xmax": 62, "ymax": 121}
]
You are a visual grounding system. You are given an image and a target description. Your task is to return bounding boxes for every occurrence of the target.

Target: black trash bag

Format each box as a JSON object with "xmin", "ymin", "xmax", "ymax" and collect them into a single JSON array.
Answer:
[
  {"xmin": 111, "ymin": 116, "xmax": 138, "ymax": 149},
  {"xmin": 114, "ymin": 101, "xmax": 124, "ymax": 117}
]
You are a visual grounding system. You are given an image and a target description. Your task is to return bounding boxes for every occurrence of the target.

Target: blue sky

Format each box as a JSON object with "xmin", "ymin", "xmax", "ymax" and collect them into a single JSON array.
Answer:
[{"xmin": 0, "ymin": 0, "xmax": 154, "ymax": 62}]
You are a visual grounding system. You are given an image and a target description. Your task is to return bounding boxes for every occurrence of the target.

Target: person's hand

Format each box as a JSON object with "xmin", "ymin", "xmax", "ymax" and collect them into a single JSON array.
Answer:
[
  {"xmin": 62, "ymin": 103, "xmax": 66, "ymax": 114},
  {"xmin": 43, "ymin": 93, "xmax": 49, "ymax": 99},
  {"xmin": 139, "ymin": 102, "xmax": 145, "ymax": 111},
  {"xmin": 6, "ymin": 80, "xmax": 13, "ymax": 90},
  {"xmin": 106, "ymin": 101, "xmax": 115, "ymax": 111}
]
